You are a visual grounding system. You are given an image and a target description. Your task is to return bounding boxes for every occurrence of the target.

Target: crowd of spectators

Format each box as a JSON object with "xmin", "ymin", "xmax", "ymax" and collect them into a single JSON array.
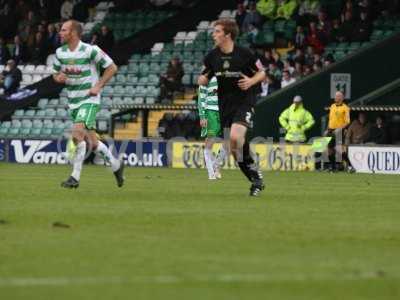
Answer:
[
  {"xmin": 0, "ymin": 0, "xmax": 104, "ymax": 66},
  {"xmin": 233, "ymin": 0, "xmax": 400, "ymax": 97}
]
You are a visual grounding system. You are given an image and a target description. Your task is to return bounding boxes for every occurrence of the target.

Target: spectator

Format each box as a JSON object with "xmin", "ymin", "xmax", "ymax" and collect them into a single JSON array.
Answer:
[
  {"xmin": 303, "ymin": 64, "xmax": 312, "ymax": 76},
  {"xmin": 283, "ymin": 59, "xmax": 295, "ymax": 75},
  {"xmin": 306, "ymin": 22, "xmax": 324, "ymax": 53},
  {"xmin": 260, "ymin": 74, "xmax": 279, "ymax": 97},
  {"xmin": 293, "ymin": 48, "xmax": 305, "ymax": 65},
  {"xmin": 268, "ymin": 62, "xmax": 282, "ymax": 81},
  {"xmin": 20, "ymin": 25, "xmax": 36, "ymax": 47},
  {"xmin": 256, "ymin": 0, "xmax": 278, "ymax": 20},
  {"xmin": 281, "ymin": 70, "xmax": 296, "ymax": 88},
  {"xmin": 0, "ymin": 37, "xmax": 11, "ymax": 65},
  {"xmin": 29, "ymin": 31, "xmax": 48, "ymax": 65},
  {"xmin": 312, "ymin": 61, "xmax": 323, "ymax": 72},
  {"xmin": 271, "ymin": 49, "xmax": 284, "ymax": 69},
  {"xmin": 235, "ymin": 2, "xmax": 247, "ymax": 31},
  {"xmin": 0, "ymin": 59, "xmax": 22, "ymax": 96},
  {"xmin": 353, "ymin": 10, "xmax": 372, "ymax": 41},
  {"xmin": 18, "ymin": 10, "xmax": 38, "ymax": 33},
  {"xmin": 293, "ymin": 25, "xmax": 306, "ymax": 49},
  {"xmin": 261, "ymin": 48, "xmax": 274, "ymax": 67},
  {"xmin": 0, "ymin": 1, "xmax": 16, "ymax": 39},
  {"xmin": 297, "ymin": 0, "xmax": 320, "ymax": 25},
  {"xmin": 60, "ymin": 0, "xmax": 74, "ymax": 21},
  {"xmin": 304, "ymin": 45, "xmax": 315, "ymax": 65},
  {"xmin": 11, "ymin": 35, "xmax": 29, "ymax": 64},
  {"xmin": 367, "ymin": 115, "xmax": 389, "ymax": 144},
  {"xmin": 345, "ymin": 112, "xmax": 371, "ymax": 145},
  {"xmin": 33, "ymin": 0, "xmax": 49, "ymax": 19},
  {"xmin": 316, "ymin": 11, "xmax": 331, "ymax": 44},
  {"xmin": 276, "ymin": 0, "xmax": 298, "ymax": 20},
  {"xmin": 357, "ymin": 0, "xmax": 372, "ymax": 17},
  {"xmin": 341, "ymin": 0, "xmax": 355, "ymax": 23},
  {"xmin": 292, "ymin": 61, "xmax": 303, "ymax": 79},
  {"xmin": 46, "ymin": 23, "xmax": 61, "ymax": 53},
  {"xmin": 330, "ymin": 19, "xmax": 341, "ymax": 43},
  {"xmin": 241, "ymin": 2, "xmax": 263, "ymax": 32},
  {"xmin": 338, "ymin": 11, "xmax": 355, "ymax": 42},
  {"xmin": 15, "ymin": 0, "xmax": 31, "ymax": 25},
  {"xmin": 159, "ymin": 57, "xmax": 184, "ymax": 102},
  {"xmin": 96, "ymin": 25, "xmax": 115, "ymax": 54},
  {"xmin": 73, "ymin": 0, "xmax": 90, "ymax": 22},
  {"xmin": 279, "ymin": 95, "xmax": 315, "ymax": 143}
]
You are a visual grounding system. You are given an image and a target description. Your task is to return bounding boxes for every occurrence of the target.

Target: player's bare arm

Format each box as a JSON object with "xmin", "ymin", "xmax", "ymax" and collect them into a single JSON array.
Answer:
[
  {"xmin": 89, "ymin": 63, "xmax": 118, "ymax": 96},
  {"xmin": 238, "ymin": 70, "xmax": 266, "ymax": 91},
  {"xmin": 198, "ymin": 74, "xmax": 210, "ymax": 86},
  {"xmin": 53, "ymin": 72, "xmax": 67, "ymax": 84}
]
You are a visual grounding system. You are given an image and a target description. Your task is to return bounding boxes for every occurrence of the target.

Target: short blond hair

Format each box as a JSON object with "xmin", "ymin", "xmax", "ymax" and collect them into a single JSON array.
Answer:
[{"xmin": 214, "ymin": 19, "xmax": 239, "ymax": 40}]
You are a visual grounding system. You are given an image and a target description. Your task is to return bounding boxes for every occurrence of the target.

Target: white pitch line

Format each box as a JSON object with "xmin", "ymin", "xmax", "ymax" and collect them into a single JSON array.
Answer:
[{"xmin": 0, "ymin": 272, "xmax": 392, "ymax": 287}]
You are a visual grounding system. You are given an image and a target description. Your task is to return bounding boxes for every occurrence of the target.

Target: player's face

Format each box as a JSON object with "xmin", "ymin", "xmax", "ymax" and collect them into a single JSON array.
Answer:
[
  {"xmin": 59, "ymin": 22, "xmax": 73, "ymax": 44},
  {"xmin": 213, "ymin": 25, "xmax": 229, "ymax": 47}
]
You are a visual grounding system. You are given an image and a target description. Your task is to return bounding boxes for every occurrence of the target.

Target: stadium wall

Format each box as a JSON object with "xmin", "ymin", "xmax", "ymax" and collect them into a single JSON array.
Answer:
[{"xmin": 254, "ymin": 32, "xmax": 400, "ymax": 140}]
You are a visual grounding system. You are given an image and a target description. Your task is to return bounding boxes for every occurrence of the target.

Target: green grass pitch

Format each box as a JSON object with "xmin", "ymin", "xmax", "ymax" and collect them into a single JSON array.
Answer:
[{"xmin": 0, "ymin": 163, "xmax": 399, "ymax": 300}]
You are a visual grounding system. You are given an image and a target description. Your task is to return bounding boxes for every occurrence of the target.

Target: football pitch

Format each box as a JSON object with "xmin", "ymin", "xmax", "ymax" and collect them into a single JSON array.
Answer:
[{"xmin": 0, "ymin": 163, "xmax": 399, "ymax": 300}]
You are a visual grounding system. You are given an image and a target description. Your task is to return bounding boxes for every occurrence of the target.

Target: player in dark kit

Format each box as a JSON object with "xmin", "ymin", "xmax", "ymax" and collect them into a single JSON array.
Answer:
[{"xmin": 198, "ymin": 19, "xmax": 266, "ymax": 196}]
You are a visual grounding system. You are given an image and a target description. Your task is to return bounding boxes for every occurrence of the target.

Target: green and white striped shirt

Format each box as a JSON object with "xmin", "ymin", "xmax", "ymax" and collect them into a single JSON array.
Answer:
[
  {"xmin": 198, "ymin": 77, "xmax": 219, "ymax": 118},
  {"xmin": 53, "ymin": 41, "xmax": 113, "ymax": 110}
]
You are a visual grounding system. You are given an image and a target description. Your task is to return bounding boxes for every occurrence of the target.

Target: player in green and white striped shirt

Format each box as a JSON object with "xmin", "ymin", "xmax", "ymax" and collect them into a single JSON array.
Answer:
[
  {"xmin": 53, "ymin": 20, "xmax": 124, "ymax": 189},
  {"xmin": 198, "ymin": 77, "xmax": 226, "ymax": 180}
]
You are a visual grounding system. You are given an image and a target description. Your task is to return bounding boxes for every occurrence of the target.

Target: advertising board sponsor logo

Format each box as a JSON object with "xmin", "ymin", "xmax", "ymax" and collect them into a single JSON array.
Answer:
[
  {"xmin": 10, "ymin": 140, "xmax": 67, "ymax": 164},
  {"xmin": 171, "ymin": 142, "xmax": 314, "ymax": 171},
  {"xmin": 349, "ymin": 146, "xmax": 400, "ymax": 174}
]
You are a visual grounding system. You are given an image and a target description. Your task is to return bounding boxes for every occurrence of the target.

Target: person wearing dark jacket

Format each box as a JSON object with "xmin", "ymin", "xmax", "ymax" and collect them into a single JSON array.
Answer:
[
  {"xmin": 11, "ymin": 35, "xmax": 29, "ymax": 65},
  {"xmin": 96, "ymin": 25, "xmax": 115, "ymax": 54},
  {"xmin": 159, "ymin": 57, "xmax": 184, "ymax": 102},
  {"xmin": 0, "ymin": 59, "xmax": 22, "ymax": 96},
  {"xmin": 0, "ymin": 37, "xmax": 10, "ymax": 65},
  {"xmin": 367, "ymin": 116, "xmax": 390, "ymax": 144}
]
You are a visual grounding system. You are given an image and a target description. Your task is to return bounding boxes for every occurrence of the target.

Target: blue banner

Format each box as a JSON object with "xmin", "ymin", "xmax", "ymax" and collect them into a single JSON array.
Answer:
[
  {"xmin": 0, "ymin": 139, "xmax": 5, "ymax": 162},
  {"xmin": 7, "ymin": 139, "xmax": 167, "ymax": 167}
]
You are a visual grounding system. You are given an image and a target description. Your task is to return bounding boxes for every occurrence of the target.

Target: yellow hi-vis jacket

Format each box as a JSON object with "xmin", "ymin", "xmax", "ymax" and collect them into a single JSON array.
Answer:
[{"xmin": 279, "ymin": 103, "xmax": 315, "ymax": 142}]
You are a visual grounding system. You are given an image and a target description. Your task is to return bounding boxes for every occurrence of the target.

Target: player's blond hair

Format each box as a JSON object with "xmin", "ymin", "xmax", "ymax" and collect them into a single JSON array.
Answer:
[{"xmin": 214, "ymin": 19, "xmax": 239, "ymax": 41}]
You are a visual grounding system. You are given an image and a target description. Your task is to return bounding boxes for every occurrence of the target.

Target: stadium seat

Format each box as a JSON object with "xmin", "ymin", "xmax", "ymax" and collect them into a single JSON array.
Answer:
[
  {"xmin": 37, "ymin": 98, "xmax": 48, "ymax": 109},
  {"xmin": 125, "ymin": 85, "xmax": 136, "ymax": 96},
  {"xmin": 98, "ymin": 120, "xmax": 108, "ymax": 131},
  {"xmin": 103, "ymin": 86, "xmax": 113, "ymax": 96},
  {"xmin": 133, "ymin": 97, "xmax": 144, "ymax": 104},
  {"xmin": 126, "ymin": 74, "xmax": 138, "ymax": 85},
  {"xmin": 123, "ymin": 97, "xmax": 134, "ymax": 105},
  {"xmin": 145, "ymin": 97, "xmax": 156, "ymax": 104},
  {"xmin": 30, "ymin": 128, "xmax": 41, "ymax": 137},
  {"xmin": 43, "ymin": 119, "xmax": 54, "ymax": 128},
  {"xmin": 113, "ymin": 97, "xmax": 124, "ymax": 105},
  {"xmin": 25, "ymin": 110, "xmax": 36, "ymax": 118},
  {"xmin": 11, "ymin": 120, "xmax": 21, "ymax": 128},
  {"xmin": 22, "ymin": 74, "xmax": 33, "ymax": 85},
  {"xmin": 0, "ymin": 127, "xmax": 8, "ymax": 137},
  {"xmin": 45, "ymin": 109, "xmax": 56, "ymax": 118},
  {"xmin": 1, "ymin": 121, "xmax": 11, "ymax": 128},
  {"xmin": 56, "ymin": 108, "xmax": 68, "ymax": 118},
  {"xmin": 113, "ymin": 85, "xmax": 125, "ymax": 96},
  {"xmin": 32, "ymin": 120, "xmax": 43, "ymax": 129},
  {"xmin": 60, "ymin": 97, "xmax": 68, "ymax": 106},
  {"xmin": 48, "ymin": 99, "xmax": 59, "ymax": 107},
  {"xmin": 36, "ymin": 110, "xmax": 46, "ymax": 118},
  {"xmin": 8, "ymin": 128, "xmax": 19, "ymax": 137}
]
